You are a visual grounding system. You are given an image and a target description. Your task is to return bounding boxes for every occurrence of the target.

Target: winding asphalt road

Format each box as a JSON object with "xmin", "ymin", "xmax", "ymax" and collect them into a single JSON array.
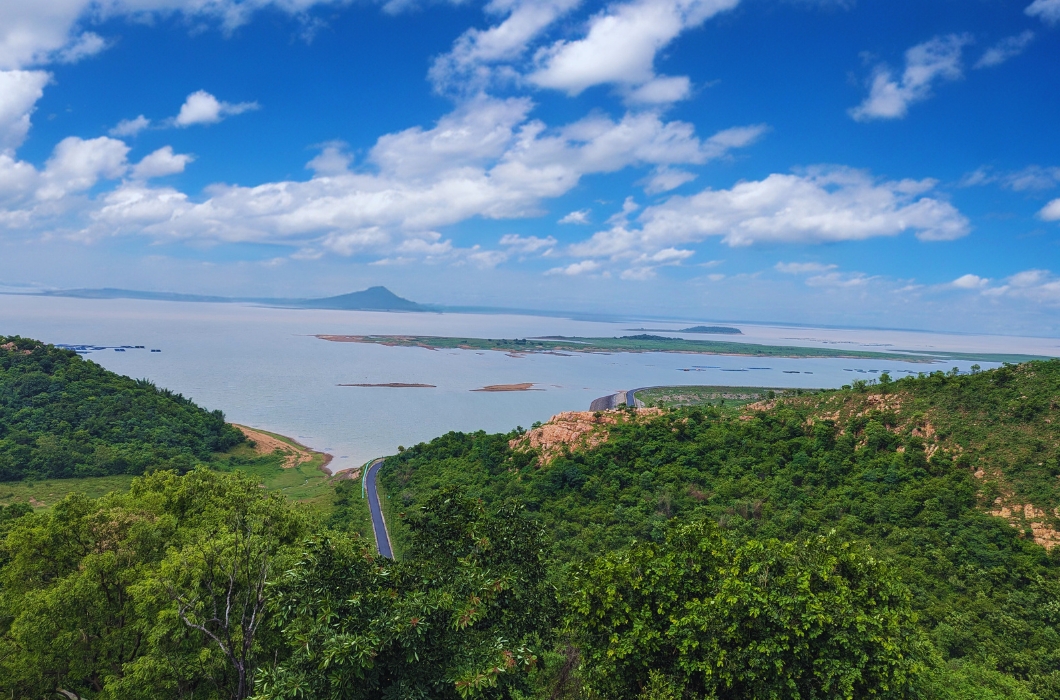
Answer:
[{"xmin": 364, "ymin": 458, "xmax": 394, "ymax": 559}]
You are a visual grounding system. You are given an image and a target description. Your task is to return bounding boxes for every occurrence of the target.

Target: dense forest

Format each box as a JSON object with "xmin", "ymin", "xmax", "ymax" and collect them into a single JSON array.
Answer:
[
  {"xmin": 375, "ymin": 360, "xmax": 1060, "ymax": 698},
  {"xmin": 0, "ymin": 336, "xmax": 244, "ymax": 480},
  {"xmin": 2, "ymin": 338, "xmax": 1060, "ymax": 698}
]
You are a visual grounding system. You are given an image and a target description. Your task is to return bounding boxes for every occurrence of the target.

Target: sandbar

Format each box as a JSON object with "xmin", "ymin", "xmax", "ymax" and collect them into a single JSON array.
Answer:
[{"xmin": 338, "ymin": 383, "xmax": 436, "ymax": 388}]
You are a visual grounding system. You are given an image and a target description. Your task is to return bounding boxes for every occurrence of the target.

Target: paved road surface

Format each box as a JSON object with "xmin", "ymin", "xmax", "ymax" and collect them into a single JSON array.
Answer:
[
  {"xmin": 364, "ymin": 458, "xmax": 394, "ymax": 559},
  {"xmin": 590, "ymin": 388, "xmax": 651, "ymax": 410}
]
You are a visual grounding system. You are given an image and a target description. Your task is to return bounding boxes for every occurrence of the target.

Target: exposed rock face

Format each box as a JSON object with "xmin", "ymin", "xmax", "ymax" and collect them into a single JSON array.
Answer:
[{"xmin": 510, "ymin": 408, "xmax": 663, "ymax": 465}]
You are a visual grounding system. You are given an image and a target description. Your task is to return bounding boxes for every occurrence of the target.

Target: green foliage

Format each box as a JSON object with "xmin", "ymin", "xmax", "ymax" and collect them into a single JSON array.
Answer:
[
  {"xmin": 0, "ymin": 336, "xmax": 244, "ymax": 481},
  {"xmin": 0, "ymin": 468, "xmax": 308, "ymax": 699},
  {"xmin": 568, "ymin": 520, "xmax": 923, "ymax": 699},
  {"xmin": 255, "ymin": 489, "xmax": 556, "ymax": 699},
  {"xmin": 380, "ymin": 360, "xmax": 1060, "ymax": 696}
]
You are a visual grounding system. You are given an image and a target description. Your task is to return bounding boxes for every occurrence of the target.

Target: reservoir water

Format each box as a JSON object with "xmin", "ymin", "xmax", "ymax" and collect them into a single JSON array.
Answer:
[{"xmin": 2, "ymin": 295, "xmax": 1057, "ymax": 470}]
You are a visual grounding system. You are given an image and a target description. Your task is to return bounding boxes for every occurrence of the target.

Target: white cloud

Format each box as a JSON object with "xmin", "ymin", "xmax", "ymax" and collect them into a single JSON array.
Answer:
[
  {"xmin": 131, "ymin": 146, "xmax": 194, "ymax": 180},
  {"xmin": 558, "ymin": 209, "xmax": 590, "ymax": 224},
  {"xmin": 625, "ymin": 75, "xmax": 691, "ymax": 104},
  {"xmin": 1026, "ymin": 0, "xmax": 1060, "ymax": 24},
  {"xmin": 545, "ymin": 259, "xmax": 600, "ymax": 276},
  {"xmin": 850, "ymin": 34, "xmax": 972, "ymax": 121},
  {"xmin": 0, "ymin": 0, "xmax": 354, "ymax": 70},
  {"xmin": 805, "ymin": 272, "xmax": 871, "ymax": 288},
  {"xmin": 500, "ymin": 233, "xmax": 556, "ymax": 252},
  {"xmin": 468, "ymin": 246, "xmax": 509, "ymax": 268},
  {"xmin": 642, "ymin": 166, "xmax": 696, "ymax": 194},
  {"xmin": 568, "ymin": 167, "xmax": 968, "ymax": 262},
  {"xmin": 977, "ymin": 269, "xmax": 1060, "ymax": 305},
  {"xmin": 37, "ymin": 136, "xmax": 129, "ymax": 200},
  {"xmin": 529, "ymin": 0, "xmax": 740, "ymax": 103},
  {"xmin": 174, "ymin": 90, "xmax": 259, "ymax": 127},
  {"xmin": 775, "ymin": 261, "xmax": 837, "ymax": 274},
  {"xmin": 1040, "ymin": 198, "xmax": 1060, "ymax": 221},
  {"xmin": 0, "ymin": 70, "xmax": 50, "ymax": 154},
  {"xmin": 974, "ymin": 31, "xmax": 1035, "ymax": 69},
  {"xmin": 962, "ymin": 165, "xmax": 1060, "ymax": 191},
  {"xmin": 56, "ymin": 31, "xmax": 106, "ymax": 64},
  {"xmin": 306, "ymin": 142, "xmax": 352, "ymax": 175},
  {"xmin": 429, "ymin": 0, "xmax": 581, "ymax": 94},
  {"xmin": 951, "ymin": 273, "xmax": 989, "ymax": 289},
  {"xmin": 109, "ymin": 115, "xmax": 151, "ymax": 137}
]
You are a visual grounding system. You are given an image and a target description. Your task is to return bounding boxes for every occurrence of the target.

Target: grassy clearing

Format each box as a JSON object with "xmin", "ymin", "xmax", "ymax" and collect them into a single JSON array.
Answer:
[
  {"xmin": 635, "ymin": 385, "xmax": 826, "ymax": 410},
  {"xmin": 0, "ymin": 425, "xmax": 348, "ymax": 516},
  {"xmin": 0, "ymin": 475, "xmax": 136, "ymax": 508}
]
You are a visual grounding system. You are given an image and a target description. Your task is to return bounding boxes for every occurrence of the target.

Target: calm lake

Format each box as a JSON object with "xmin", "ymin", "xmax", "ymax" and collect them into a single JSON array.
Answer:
[{"xmin": 2, "ymin": 295, "xmax": 1057, "ymax": 470}]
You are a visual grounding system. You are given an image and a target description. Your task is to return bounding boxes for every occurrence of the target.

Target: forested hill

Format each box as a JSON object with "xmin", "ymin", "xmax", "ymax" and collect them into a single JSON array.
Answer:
[
  {"xmin": 0, "ymin": 336, "xmax": 244, "ymax": 480},
  {"xmin": 377, "ymin": 360, "xmax": 1060, "ymax": 697}
]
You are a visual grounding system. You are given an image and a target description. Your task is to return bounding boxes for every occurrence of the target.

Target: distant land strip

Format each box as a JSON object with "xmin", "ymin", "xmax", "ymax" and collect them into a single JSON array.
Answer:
[
  {"xmin": 314, "ymin": 334, "xmax": 1047, "ymax": 363},
  {"xmin": 471, "ymin": 383, "xmax": 541, "ymax": 392},
  {"xmin": 337, "ymin": 383, "xmax": 435, "ymax": 388},
  {"xmin": 625, "ymin": 325, "xmax": 742, "ymax": 334}
]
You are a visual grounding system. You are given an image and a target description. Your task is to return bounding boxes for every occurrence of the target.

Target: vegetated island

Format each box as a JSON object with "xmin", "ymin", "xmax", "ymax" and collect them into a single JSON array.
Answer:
[
  {"xmin": 315, "ymin": 333, "xmax": 1046, "ymax": 363},
  {"xmin": 471, "ymin": 383, "xmax": 541, "ymax": 392},
  {"xmin": 625, "ymin": 325, "xmax": 743, "ymax": 334},
  {"xmin": 338, "ymin": 382, "xmax": 436, "ymax": 388}
]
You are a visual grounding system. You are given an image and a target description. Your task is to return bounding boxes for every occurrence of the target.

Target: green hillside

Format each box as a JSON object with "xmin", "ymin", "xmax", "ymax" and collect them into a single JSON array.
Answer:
[
  {"xmin": 0, "ymin": 335, "xmax": 244, "ymax": 481},
  {"xmin": 375, "ymin": 360, "xmax": 1060, "ymax": 698}
]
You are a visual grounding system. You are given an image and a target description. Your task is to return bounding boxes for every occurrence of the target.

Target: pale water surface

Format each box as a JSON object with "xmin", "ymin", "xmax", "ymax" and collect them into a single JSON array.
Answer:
[{"xmin": 2, "ymin": 295, "xmax": 1056, "ymax": 470}]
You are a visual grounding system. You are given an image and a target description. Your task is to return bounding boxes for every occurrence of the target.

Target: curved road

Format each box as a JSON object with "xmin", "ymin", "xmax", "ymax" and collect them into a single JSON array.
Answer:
[
  {"xmin": 589, "ymin": 387, "xmax": 651, "ymax": 410},
  {"xmin": 364, "ymin": 458, "xmax": 394, "ymax": 559}
]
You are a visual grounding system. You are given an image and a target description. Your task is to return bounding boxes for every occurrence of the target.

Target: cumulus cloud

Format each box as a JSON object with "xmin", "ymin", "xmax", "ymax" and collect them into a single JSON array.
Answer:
[
  {"xmin": 850, "ymin": 34, "xmax": 972, "ymax": 121},
  {"xmin": 805, "ymin": 271, "xmax": 871, "ymax": 287},
  {"xmin": 1026, "ymin": 0, "xmax": 1060, "ymax": 24},
  {"xmin": 109, "ymin": 115, "xmax": 151, "ymax": 137},
  {"xmin": 429, "ymin": 0, "xmax": 581, "ymax": 94},
  {"xmin": 1040, "ymin": 198, "xmax": 1060, "ymax": 221},
  {"xmin": 775, "ymin": 261, "xmax": 837, "ymax": 274},
  {"xmin": 529, "ymin": 0, "xmax": 740, "ymax": 103},
  {"xmin": 977, "ymin": 269, "xmax": 1060, "ymax": 305},
  {"xmin": 558, "ymin": 209, "xmax": 590, "ymax": 224},
  {"xmin": 174, "ymin": 90, "xmax": 259, "ymax": 127},
  {"xmin": 951, "ymin": 273, "xmax": 989, "ymax": 289},
  {"xmin": 567, "ymin": 167, "xmax": 968, "ymax": 264},
  {"xmin": 303, "ymin": 143, "xmax": 349, "ymax": 175},
  {"xmin": 0, "ymin": 70, "xmax": 50, "ymax": 154},
  {"xmin": 55, "ymin": 31, "xmax": 107, "ymax": 64},
  {"xmin": 131, "ymin": 146, "xmax": 194, "ymax": 180},
  {"xmin": 974, "ymin": 31, "xmax": 1035, "ymax": 69},
  {"xmin": 545, "ymin": 259, "xmax": 600, "ymax": 275},
  {"xmin": 37, "ymin": 136, "xmax": 129, "ymax": 200}
]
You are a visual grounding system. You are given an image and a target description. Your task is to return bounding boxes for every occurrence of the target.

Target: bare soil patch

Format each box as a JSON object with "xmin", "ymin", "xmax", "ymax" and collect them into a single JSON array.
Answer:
[{"xmin": 234, "ymin": 425, "xmax": 322, "ymax": 470}]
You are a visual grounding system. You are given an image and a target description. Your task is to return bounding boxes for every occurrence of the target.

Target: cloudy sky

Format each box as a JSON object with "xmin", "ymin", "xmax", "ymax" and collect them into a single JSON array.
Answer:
[{"xmin": 1, "ymin": 0, "xmax": 1058, "ymax": 333}]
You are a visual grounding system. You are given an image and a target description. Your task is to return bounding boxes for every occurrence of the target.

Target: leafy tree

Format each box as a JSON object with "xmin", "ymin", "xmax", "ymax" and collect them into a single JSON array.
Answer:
[
  {"xmin": 0, "ymin": 468, "xmax": 307, "ymax": 699},
  {"xmin": 567, "ymin": 520, "xmax": 924, "ymax": 699},
  {"xmin": 255, "ymin": 490, "xmax": 556, "ymax": 699}
]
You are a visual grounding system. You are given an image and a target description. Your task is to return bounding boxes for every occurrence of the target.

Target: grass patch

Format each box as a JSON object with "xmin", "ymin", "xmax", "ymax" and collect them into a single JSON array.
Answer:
[
  {"xmin": 0, "ymin": 475, "xmax": 136, "ymax": 509},
  {"xmin": 636, "ymin": 385, "xmax": 825, "ymax": 410}
]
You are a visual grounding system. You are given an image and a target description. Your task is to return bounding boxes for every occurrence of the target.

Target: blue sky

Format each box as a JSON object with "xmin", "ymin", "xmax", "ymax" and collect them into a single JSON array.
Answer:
[{"xmin": 1, "ymin": 0, "xmax": 1059, "ymax": 334}]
